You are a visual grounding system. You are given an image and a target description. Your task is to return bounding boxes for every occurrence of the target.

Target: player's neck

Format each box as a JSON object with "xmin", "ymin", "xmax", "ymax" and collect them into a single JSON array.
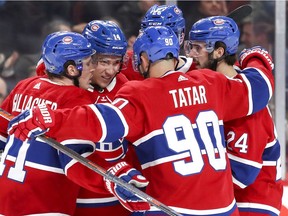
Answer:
[
  {"xmin": 216, "ymin": 63, "xmax": 237, "ymax": 78},
  {"xmin": 150, "ymin": 59, "xmax": 176, "ymax": 78},
  {"xmin": 50, "ymin": 77, "xmax": 74, "ymax": 86}
]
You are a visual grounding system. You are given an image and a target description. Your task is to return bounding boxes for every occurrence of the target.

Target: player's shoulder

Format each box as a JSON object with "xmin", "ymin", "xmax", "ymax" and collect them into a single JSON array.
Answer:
[
  {"xmin": 42, "ymin": 82, "xmax": 94, "ymax": 106},
  {"xmin": 62, "ymin": 86, "xmax": 92, "ymax": 98},
  {"xmin": 186, "ymin": 68, "xmax": 228, "ymax": 81},
  {"xmin": 186, "ymin": 68, "xmax": 216, "ymax": 75},
  {"xmin": 10, "ymin": 76, "xmax": 44, "ymax": 93},
  {"xmin": 16, "ymin": 76, "xmax": 40, "ymax": 86},
  {"xmin": 58, "ymin": 88, "xmax": 94, "ymax": 107},
  {"xmin": 116, "ymin": 72, "xmax": 129, "ymax": 84},
  {"xmin": 115, "ymin": 79, "xmax": 146, "ymax": 97}
]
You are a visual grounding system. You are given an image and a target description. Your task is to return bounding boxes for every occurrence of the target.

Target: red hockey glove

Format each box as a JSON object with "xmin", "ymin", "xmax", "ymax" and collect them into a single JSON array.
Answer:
[
  {"xmin": 8, "ymin": 103, "xmax": 55, "ymax": 141},
  {"xmin": 104, "ymin": 161, "xmax": 150, "ymax": 212},
  {"xmin": 239, "ymin": 46, "xmax": 274, "ymax": 71}
]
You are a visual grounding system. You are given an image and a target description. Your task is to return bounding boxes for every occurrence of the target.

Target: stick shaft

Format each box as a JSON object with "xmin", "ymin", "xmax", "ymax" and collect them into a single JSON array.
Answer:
[
  {"xmin": 0, "ymin": 108, "xmax": 182, "ymax": 216},
  {"xmin": 227, "ymin": 4, "xmax": 253, "ymax": 23}
]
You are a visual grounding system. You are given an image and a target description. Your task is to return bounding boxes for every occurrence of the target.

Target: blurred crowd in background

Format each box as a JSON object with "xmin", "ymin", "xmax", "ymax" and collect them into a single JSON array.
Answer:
[{"xmin": 0, "ymin": 0, "xmax": 286, "ymax": 158}]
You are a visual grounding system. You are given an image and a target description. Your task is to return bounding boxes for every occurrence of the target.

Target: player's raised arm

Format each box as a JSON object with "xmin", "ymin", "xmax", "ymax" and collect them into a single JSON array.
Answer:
[{"xmin": 221, "ymin": 46, "xmax": 274, "ymax": 121}]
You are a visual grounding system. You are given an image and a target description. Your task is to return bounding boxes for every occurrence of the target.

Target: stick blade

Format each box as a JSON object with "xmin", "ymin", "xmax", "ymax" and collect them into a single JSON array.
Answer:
[{"xmin": 227, "ymin": 4, "xmax": 253, "ymax": 23}]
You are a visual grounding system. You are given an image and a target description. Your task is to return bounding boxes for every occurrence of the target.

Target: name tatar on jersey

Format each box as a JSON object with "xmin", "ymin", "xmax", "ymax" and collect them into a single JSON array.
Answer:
[
  {"xmin": 169, "ymin": 85, "xmax": 207, "ymax": 108},
  {"xmin": 12, "ymin": 93, "xmax": 58, "ymax": 112}
]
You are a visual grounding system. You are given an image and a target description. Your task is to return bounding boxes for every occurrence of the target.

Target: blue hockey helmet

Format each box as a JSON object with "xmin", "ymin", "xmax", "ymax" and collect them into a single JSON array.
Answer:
[
  {"xmin": 41, "ymin": 32, "xmax": 58, "ymax": 52},
  {"xmin": 133, "ymin": 26, "xmax": 179, "ymax": 71},
  {"xmin": 141, "ymin": 4, "xmax": 185, "ymax": 45},
  {"xmin": 42, "ymin": 31, "xmax": 95, "ymax": 74},
  {"xmin": 82, "ymin": 20, "xmax": 127, "ymax": 57},
  {"xmin": 189, "ymin": 16, "xmax": 240, "ymax": 55}
]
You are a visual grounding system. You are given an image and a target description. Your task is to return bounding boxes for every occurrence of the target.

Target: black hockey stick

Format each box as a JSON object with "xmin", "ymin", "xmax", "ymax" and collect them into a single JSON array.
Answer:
[
  {"xmin": 227, "ymin": 4, "xmax": 253, "ymax": 23},
  {"xmin": 0, "ymin": 108, "xmax": 182, "ymax": 216}
]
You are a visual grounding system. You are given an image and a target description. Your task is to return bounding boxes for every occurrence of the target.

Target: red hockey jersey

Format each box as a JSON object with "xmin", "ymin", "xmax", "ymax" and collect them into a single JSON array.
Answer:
[
  {"xmin": 45, "ymin": 59, "xmax": 274, "ymax": 215},
  {"xmin": 0, "ymin": 76, "xmax": 108, "ymax": 215},
  {"xmin": 75, "ymin": 73, "xmax": 131, "ymax": 216},
  {"xmin": 225, "ymin": 105, "xmax": 283, "ymax": 216},
  {"xmin": 121, "ymin": 49, "xmax": 144, "ymax": 81}
]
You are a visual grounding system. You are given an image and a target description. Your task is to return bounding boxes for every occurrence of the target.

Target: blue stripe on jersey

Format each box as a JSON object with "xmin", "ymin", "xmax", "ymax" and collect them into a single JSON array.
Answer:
[
  {"xmin": 95, "ymin": 139, "xmax": 128, "ymax": 152},
  {"xmin": 7, "ymin": 137, "xmax": 62, "ymax": 169},
  {"xmin": 238, "ymin": 206, "xmax": 279, "ymax": 216},
  {"xmin": 135, "ymin": 124, "xmax": 226, "ymax": 167},
  {"xmin": 0, "ymin": 141, "xmax": 5, "ymax": 151},
  {"xmin": 0, "ymin": 135, "xmax": 6, "ymax": 151},
  {"xmin": 134, "ymin": 133, "xmax": 175, "ymax": 165},
  {"xmin": 58, "ymin": 141, "xmax": 95, "ymax": 168},
  {"xmin": 262, "ymin": 140, "xmax": 280, "ymax": 161},
  {"xmin": 94, "ymin": 104, "xmax": 127, "ymax": 142},
  {"xmin": 76, "ymin": 199, "xmax": 120, "ymax": 208},
  {"xmin": 6, "ymin": 136, "xmax": 96, "ymax": 172},
  {"xmin": 147, "ymin": 201, "xmax": 238, "ymax": 215},
  {"xmin": 240, "ymin": 67, "xmax": 272, "ymax": 114},
  {"xmin": 229, "ymin": 159, "xmax": 260, "ymax": 186}
]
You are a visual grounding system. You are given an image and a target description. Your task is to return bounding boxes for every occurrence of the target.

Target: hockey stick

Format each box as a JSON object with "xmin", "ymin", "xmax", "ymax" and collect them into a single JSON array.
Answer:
[
  {"xmin": 0, "ymin": 108, "xmax": 182, "ymax": 216},
  {"xmin": 227, "ymin": 4, "xmax": 253, "ymax": 23}
]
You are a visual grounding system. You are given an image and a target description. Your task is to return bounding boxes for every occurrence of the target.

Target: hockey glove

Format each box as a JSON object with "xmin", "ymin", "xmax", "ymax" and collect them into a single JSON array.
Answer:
[
  {"xmin": 104, "ymin": 161, "xmax": 150, "ymax": 212},
  {"xmin": 239, "ymin": 46, "xmax": 274, "ymax": 71},
  {"xmin": 8, "ymin": 103, "xmax": 55, "ymax": 141}
]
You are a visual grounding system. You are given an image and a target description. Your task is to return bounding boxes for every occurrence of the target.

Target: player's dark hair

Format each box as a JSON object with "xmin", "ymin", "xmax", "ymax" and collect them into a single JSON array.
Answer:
[
  {"xmin": 46, "ymin": 71, "xmax": 64, "ymax": 79},
  {"xmin": 46, "ymin": 60, "xmax": 80, "ymax": 87},
  {"xmin": 214, "ymin": 41, "xmax": 236, "ymax": 65},
  {"xmin": 164, "ymin": 53, "xmax": 176, "ymax": 60},
  {"xmin": 164, "ymin": 53, "xmax": 179, "ymax": 70}
]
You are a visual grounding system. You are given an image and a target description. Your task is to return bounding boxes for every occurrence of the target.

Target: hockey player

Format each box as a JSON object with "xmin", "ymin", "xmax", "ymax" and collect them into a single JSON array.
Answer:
[
  {"xmin": 122, "ymin": 4, "xmax": 195, "ymax": 81},
  {"xmin": 83, "ymin": 20, "xmax": 128, "ymax": 103},
  {"xmin": 141, "ymin": 4, "xmax": 186, "ymax": 47},
  {"xmin": 0, "ymin": 31, "xmax": 149, "ymax": 215},
  {"xmin": 75, "ymin": 20, "xmax": 132, "ymax": 216},
  {"xmin": 0, "ymin": 31, "xmax": 94, "ymax": 151},
  {"xmin": 8, "ymin": 26, "xmax": 274, "ymax": 216},
  {"xmin": 185, "ymin": 16, "xmax": 283, "ymax": 216}
]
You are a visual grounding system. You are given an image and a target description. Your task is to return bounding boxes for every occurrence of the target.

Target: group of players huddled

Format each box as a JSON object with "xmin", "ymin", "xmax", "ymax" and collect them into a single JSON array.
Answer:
[{"xmin": 0, "ymin": 4, "xmax": 283, "ymax": 216}]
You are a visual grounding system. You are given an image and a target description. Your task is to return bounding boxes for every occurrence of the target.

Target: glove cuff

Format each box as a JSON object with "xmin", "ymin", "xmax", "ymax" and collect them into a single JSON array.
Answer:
[{"xmin": 240, "ymin": 48, "xmax": 274, "ymax": 71}]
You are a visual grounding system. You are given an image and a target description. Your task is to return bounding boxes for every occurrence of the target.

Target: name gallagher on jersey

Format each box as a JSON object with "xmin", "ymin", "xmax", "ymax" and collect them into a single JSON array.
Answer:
[
  {"xmin": 169, "ymin": 85, "xmax": 207, "ymax": 108},
  {"xmin": 12, "ymin": 93, "xmax": 58, "ymax": 112}
]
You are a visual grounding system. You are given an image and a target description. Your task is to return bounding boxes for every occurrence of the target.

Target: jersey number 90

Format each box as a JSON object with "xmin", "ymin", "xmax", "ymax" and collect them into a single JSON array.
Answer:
[{"xmin": 164, "ymin": 111, "xmax": 226, "ymax": 175}]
